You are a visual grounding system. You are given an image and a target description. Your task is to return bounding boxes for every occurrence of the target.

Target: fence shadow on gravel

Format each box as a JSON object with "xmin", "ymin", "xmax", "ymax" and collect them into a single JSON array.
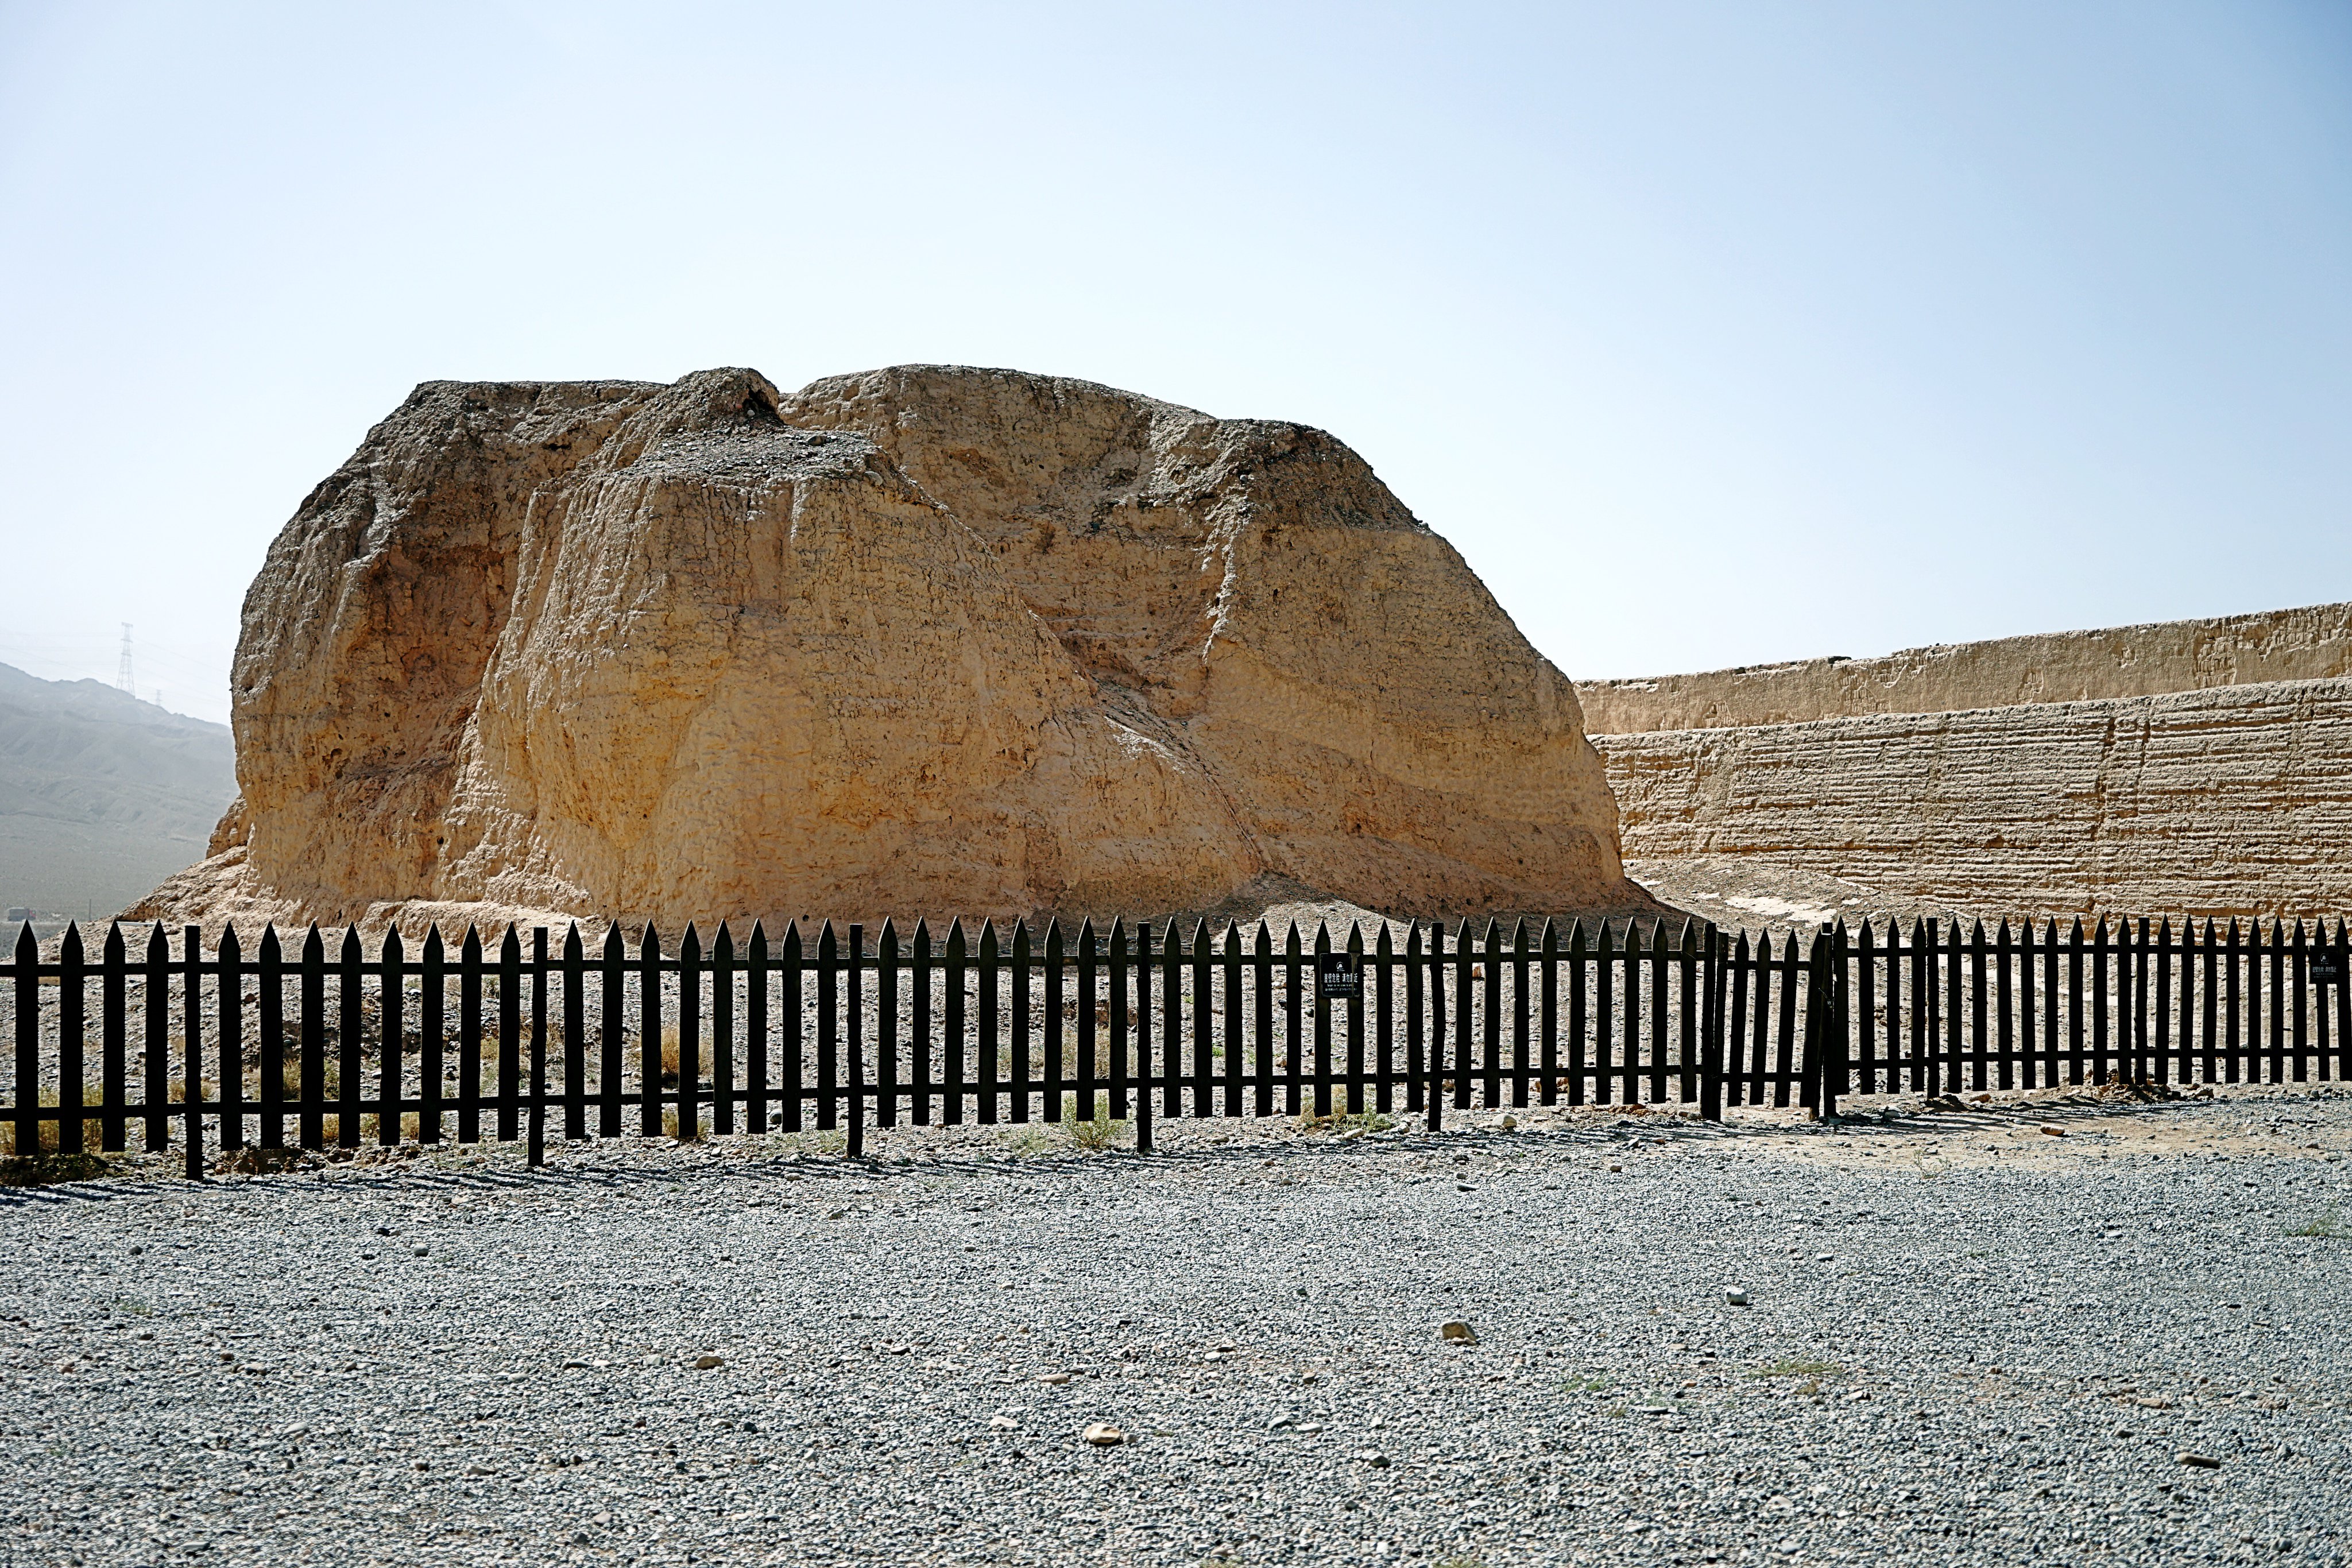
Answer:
[{"xmin": 7, "ymin": 912, "xmax": 2345, "ymax": 1179}]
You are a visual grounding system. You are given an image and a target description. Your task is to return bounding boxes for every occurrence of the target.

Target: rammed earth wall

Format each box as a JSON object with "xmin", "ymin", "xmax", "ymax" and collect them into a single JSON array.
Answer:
[{"xmin": 1589, "ymin": 605, "xmax": 2352, "ymax": 923}]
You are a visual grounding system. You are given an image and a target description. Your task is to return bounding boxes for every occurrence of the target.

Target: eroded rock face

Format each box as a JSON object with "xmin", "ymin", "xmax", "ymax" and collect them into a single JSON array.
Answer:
[{"xmin": 139, "ymin": 366, "xmax": 1641, "ymax": 929}]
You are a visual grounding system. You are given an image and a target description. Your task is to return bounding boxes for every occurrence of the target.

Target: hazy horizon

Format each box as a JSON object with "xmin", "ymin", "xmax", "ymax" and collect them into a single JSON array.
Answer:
[{"xmin": 3, "ymin": 2, "xmax": 2347, "ymax": 726}]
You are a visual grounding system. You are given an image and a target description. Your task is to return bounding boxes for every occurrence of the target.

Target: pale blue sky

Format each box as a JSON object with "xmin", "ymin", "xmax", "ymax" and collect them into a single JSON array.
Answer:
[{"xmin": 2, "ymin": 1, "xmax": 2346, "ymax": 725}]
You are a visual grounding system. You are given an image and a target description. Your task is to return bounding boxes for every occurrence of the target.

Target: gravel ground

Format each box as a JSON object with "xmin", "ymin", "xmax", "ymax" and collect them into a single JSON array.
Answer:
[{"xmin": 2, "ymin": 1086, "xmax": 2348, "ymax": 1568}]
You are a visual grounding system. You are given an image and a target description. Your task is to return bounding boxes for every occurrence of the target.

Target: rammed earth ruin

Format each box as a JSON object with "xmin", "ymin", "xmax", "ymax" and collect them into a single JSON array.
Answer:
[{"xmin": 137, "ymin": 366, "xmax": 1649, "ymax": 933}]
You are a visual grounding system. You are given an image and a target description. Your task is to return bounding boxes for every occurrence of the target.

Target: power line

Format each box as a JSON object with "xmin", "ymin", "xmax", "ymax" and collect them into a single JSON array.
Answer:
[{"xmin": 116, "ymin": 624, "xmax": 134, "ymax": 693}]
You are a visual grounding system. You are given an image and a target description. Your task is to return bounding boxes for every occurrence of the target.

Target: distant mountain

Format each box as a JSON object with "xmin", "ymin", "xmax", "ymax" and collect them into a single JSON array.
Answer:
[{"xmin": 0, "ymin": 663, "xmax": 236, "ymax": 922}]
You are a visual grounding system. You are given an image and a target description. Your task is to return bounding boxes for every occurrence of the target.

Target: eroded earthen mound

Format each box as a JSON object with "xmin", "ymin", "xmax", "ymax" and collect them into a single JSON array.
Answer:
[{"xmin": 137, "ymin": 365, "xmax": 1643, "ymax": 930}]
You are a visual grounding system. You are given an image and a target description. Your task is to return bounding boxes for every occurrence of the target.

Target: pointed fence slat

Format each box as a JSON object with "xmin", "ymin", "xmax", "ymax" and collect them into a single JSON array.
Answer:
[
  {"xmin": 678, "ymin": 925, "xmax": 703, "ymax": 1141},
  {"xmin": 877, "ymin": 920, "xmax": 900, "ymax": 1130},
  {"xmin": 1129, "ymin": 922, "xmax": 1147, "ymax": 1152},
  {"xmin": 420, "ymin": 928, "xmax": 445, "ymax": 1144},
  {"xmin": 2154, "ymin": 919, "xmax": 2173, "ymax": 1088},
  {"xmin": 816, "ymin": 923, "xmax": 839, "ymax": 1132},
  {"xmin": 1535, "ymin": 921, "xmax": 1558, "ymax": 1108},
  {"xmin": 1508, "ymin": 919, "xmax": 1532, "ymax": 1109},
  {"xmin": 493, "ymin": 927, "xmax": 519, "ymax": 1144},
  {"xmin": 635, "ymin": 926, "xmax": 663, "ymax": 1133},
  {"xmin": 1105, "ymin": 920, "xmax": 1125, "ymax": 1122},
  {"xmin": 183, "ymin": 924, "xmax": 207, "ymax": 1175},
  {"xmin": 1286, "ymin": 923, "xmax": 1307, "ymax": 1118},
  {"xmin": 946, "ymin": 919, "xmax": 970, "ymax": 1126},
  {"xmin": 450, "ymin": 927, "xmax": 473, "ymax": 1147},
  {"xmin": 1594, "ymin": 920, "xmax": 1616, "ymax": 1106},
  {"xmin": 746, "ymin": 923, "xmax": 769, "ymax": 1135},
  {"xmin": 1724, "ymin": 929, "xmax": 1750, "ymax": 1108},
  {"xmin": 373, "ymin": 926, "xmax": 396, "ymax": 1147},
  {"xmin": 59, "ymin": 925, "xmax": 86, "ymax": 1157},
  {"xmin": 2014, "ymin": 919, "xmax": 2034, "ymax": 1092},
  {"xmin": 1343, "ymin": 923, "xmax": 1367, "ymax": 1117},
  {"xmin": 1312, "ymin": 923, "xmax": 1334, "ymax": 1120},
  {"xmin": 1677, "ymin": 920, "xmax": 1700, "ymax": 1104},
  {"xmin": 1077, "ymin": 919, "xmax": 1099, "ymax": 1124},
  {"xmin": 1647, "ymin": 920, "xmax": 1671, "ymax": 1105},
  {"xmin": 1423, "ymin": 921, "xmax": 1446, "ymax": 1130},
  {"xmin": 1043, "ymin": 920, "xmax": 1065, "ymax": 1123},
  {"xmin": 1621, "ymin": 919, "xmax": 1641, "ymax": 1105},
  {"xmin": 15, "ymin": 923, "xmax": 40, "ymax": 1157},
  {"xmin": 1011, "ymin": 921, "xmax": 1033, "ymax": 1125},
  {"xmin": 1773, "ymin": 927, "xmax": 1801, "ymax": 1109},
  {"xmin": 1167, "ymin": 921, "xmax": 1190, "ymax": 1121},
  {"xmin": 103, "ymin": 923, "xmax": 130, "ymax": 1153},
  {"xmin": 911, "ymin": 919, "xmax": 933, "ymax": 1125},
  {"xmin": 1253, "ymin": 923, "xmax": 1275, "ymax": 1121},
  {"xmin": 528, "ymin": 927, "xmax": 550, "ymax": 1167},
  {"xmin": 562, "ymin": 926, "xmax": 586, "ymax": 1141},
  {"xmin": 255, "ymin": 922, "xmax": 282, "ymax": 1152},
  {"xmin": 1405, "ymin": 924, "xmax": 1426, "ymax": 1114},
  {"xmin": 1451, "ymin": 920, "xmax": 1475, "ymax": 1113},
  {"xmin": 781, "ymin": 923, "xmax": 804, "ymax": 1133},
  {"xmin": 980, "ymin": 921, "xmax": 1001, "ymax": 1126},
  {"xmin": 846, "ymin": 924, "xmax": 865, "ymax": 1158},
  {"xmin": 1193, "ymin": 920, "xmax": 1216, "ymax": 1119},
  {"xmin": 2271, "ymin": 919, "xmax": 2289, "ymax": 1086},
  {"xmin": 600, "ymin": 926, "xmax": 625, "ymax": 1138},
  {"xmin": 1224, "ymin": 922, "xmax": 1247, "ymax": 1120},
  {"xmin": 711, "ymin": 923, "xmax": 734, "ymax": 1137},
  {"xmin": 1480, "ymin": 918, "xmax": 1503, "ymax": 1109}
]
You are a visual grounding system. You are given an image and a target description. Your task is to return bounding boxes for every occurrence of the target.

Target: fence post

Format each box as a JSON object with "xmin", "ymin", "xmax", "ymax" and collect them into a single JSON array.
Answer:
[
  {"xmin": 528, "ymin": 928, "xmax": 548, "ymax": 1168},
  {"xmin": 1699, "ymin": 923, "xmax": 1724, "ymax": 1122},
  {"xmin": 1801, "ymin": 923, "xmax": 1845, "ymax": 1121}
]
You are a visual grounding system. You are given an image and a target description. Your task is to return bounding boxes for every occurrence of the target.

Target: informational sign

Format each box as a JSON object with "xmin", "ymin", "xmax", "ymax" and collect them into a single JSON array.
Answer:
[
  {"xmin": 1316, "ymin": 951, "xmax": 1360, "ymax": 1001},
  {"xmin": 2312, "ymin": 951, "xmax": 2342, "ymax": 987}
]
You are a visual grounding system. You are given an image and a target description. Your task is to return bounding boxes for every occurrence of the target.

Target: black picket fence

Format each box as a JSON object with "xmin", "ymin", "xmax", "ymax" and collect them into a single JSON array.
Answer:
[{"xmin": 5, "ymin": 912, "xmax": 2346, "ymax": 1179}]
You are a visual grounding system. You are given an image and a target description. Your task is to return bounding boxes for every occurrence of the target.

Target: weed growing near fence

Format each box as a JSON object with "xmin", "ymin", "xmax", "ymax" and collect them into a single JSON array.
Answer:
[
  {"xmin": 0, "ymin": 1086, "xmax": 106, "ymax": 1164},
  {"xmin": 2286, "ymin": 1206, "xmax": 2345, "ymax": 1239},
  {"xmin": 1067, "ymin": 1110, "xmax": 1127, "ymax": 1152}
]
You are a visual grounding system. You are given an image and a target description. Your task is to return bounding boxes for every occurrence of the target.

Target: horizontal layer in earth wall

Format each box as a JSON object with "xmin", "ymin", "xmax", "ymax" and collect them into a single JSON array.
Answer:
[{"xmin": 1581, "ymin": 601, "xmax": 2352, "ymax": 735}]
